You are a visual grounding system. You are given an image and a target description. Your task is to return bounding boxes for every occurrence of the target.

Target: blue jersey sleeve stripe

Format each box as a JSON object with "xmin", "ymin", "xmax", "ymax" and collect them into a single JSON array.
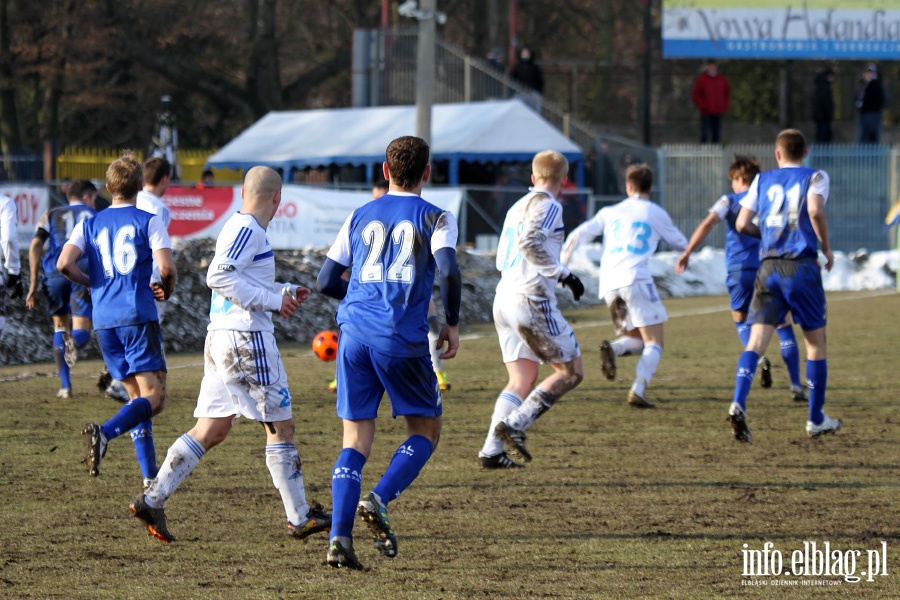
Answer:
[
  {"xmin": 227, "ymin": 227, "xmax": 252, "ymax": 260},
  {"xmin": 252, "ymin": 250, "xmax": 274, "ymax": 262},
  {"xmin": 541, "ymin": 205, "xmax": 559, "ymax": 230}
]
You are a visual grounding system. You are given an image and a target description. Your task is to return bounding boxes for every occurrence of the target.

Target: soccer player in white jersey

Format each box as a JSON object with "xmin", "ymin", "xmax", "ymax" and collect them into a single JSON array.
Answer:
[
  {"xmin": 135, "ymin": 157, "xmax": 172, "ymax": 320},
  {"xmin": 129, "ymin": 166, "xmax": 330, "ymax": 543},
  {"xmin": 562, "ymin": 164, "xmax": 688, "ymax": 408},
  {"xmin": 0, "ymin": 192, "xmax": 22, "ymax": 339},
  {"xmin": 727, "ymin": 129, "xmax": 840, "ymax": 442},
  {"xmin": 477, "ymin": 150, "xmax": 586, "ymax": 469},
  {"xmin": 317, "ymin": 135, "xmax": 462, "ymax": 569},
  {"xmin": 56, "ymin": 154, "xmax": 175, "ymax": 483}
]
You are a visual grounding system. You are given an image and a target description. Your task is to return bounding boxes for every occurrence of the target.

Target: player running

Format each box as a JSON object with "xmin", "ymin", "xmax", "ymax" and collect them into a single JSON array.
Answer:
[
  {"xmin": 726, "ymin": 129, "xmax": 840, "ymax": 442},
  {"xmin": 675, "ymin": 155, "xmax": 807, "ymax": 402},
  {"xmin": 317, "ymin": 135, "xmax": 461, "ymax": 569},
  {"xmin": 56, "ymin": 154, "xmax": 175, "ymax": 479},
  {"xmin": 562, "ymin": 164, "xmax": 687, "ymax": 408},
  {"xmin": 477, "ymin": 150, "xmax": 585, "ymax": 469}
]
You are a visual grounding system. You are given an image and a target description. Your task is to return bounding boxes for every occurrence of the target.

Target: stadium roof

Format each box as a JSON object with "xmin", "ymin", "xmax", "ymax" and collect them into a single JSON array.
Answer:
[{"xmin": 206, "ymin": 99, "xmax": 583, "ymax": 185}]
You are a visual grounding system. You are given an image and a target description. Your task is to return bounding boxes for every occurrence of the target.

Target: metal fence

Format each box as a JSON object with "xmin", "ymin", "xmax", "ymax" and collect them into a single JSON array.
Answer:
[
  {"xmin": 661, "ymin": 144, "xmax": 896, "ymax": 252},
  {"xmin": 0, "ymin": 155, "xmax": 44, "ymax": 181}
]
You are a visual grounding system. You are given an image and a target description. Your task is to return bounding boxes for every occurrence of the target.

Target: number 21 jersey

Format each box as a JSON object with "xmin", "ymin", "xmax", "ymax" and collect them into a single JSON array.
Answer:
[{"xmin": 740, "ymin": 166, "xmax": 830, "ymax": 260}]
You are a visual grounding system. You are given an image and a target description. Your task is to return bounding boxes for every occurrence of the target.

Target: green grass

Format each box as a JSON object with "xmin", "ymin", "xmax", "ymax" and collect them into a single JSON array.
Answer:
[{"xmin": 1, "ymin": 292, "xmax": 898, "ymax": 599}]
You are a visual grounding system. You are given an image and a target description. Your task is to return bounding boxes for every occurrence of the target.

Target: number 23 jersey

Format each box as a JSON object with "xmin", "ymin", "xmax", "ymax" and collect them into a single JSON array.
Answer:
[
  {"xmin": 565, "ymin": 197, "xmax": 687, "ymax": 297},
  {"xmin": 68, "ymin": 205, "xmax": 170, "ymax": 329},
  {"xmin": 327, "ymin": 192, "xmax": 458, "ymax": 357}
]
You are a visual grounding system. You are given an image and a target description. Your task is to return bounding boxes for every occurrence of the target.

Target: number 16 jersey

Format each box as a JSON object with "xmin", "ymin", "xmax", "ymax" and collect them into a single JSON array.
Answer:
[{"xmin": 68, "ymin": 204, "xmax": 170, "ymax": 329}]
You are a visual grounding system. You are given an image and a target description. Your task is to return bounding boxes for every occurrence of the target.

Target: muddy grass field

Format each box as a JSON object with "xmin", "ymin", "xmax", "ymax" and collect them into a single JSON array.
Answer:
[{"xmin": 1, "ymin": 293, "xmax": 898, "ymax": 599}]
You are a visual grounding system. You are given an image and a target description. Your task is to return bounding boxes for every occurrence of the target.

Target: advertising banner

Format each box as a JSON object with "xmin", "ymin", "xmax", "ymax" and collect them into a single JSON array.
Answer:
[
  {"xmin": 163, "ymin": 185, "xmax": 464, "ymax": 250},
  {"xmin": 662, "ymin": 1, "xmax": 900, "ymax": 59},
  {"xmin": 0, "ymin": 184, "xmax": 50, "ymax": 247}
]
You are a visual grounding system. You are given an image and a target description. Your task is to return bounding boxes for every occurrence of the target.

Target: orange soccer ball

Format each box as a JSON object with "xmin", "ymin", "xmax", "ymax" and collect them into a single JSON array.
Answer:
[{"xmin": 311, "ymin": 330, "xmax": 339, "ymax": 362}]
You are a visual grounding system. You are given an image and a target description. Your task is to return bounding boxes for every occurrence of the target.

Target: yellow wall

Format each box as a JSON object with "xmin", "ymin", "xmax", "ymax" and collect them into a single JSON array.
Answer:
[{"xmin": 56, "ymin": 148, "xmax": 243, "ymax": 184}]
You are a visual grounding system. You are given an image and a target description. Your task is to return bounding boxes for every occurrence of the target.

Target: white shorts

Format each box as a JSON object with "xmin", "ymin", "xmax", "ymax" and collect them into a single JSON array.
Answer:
[
  {"xmin": 493, "ymin": 291, "xmax": 580, "ymax": 365},
  {"xmin": 194, "ymin": 329, "xmax": 293, "ymax": 422},
  {"xmin": 604, "ymin": 282, "xmax": 668, "ymax": 335}
]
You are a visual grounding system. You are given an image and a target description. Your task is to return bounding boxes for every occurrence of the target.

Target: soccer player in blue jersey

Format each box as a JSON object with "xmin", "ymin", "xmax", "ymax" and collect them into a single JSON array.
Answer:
[
  {"xmin": 675, "ymin": 156, "xmax": 807, "ymax": 402},
  {"xmin": 129, "ymin": 166, "xmax": 330, "ymax": 544},
  {"xmin": 26, "ymin": 180, "xmax": 98, "ymax": 398},
  {"xmin": 726, "ymin": 129, "xmax": 841, "ymax": 442},
  {"xmin": 56, "ymin": 154, "xmax": 176, "ymax": 479},
  {"xmin": 317, "ymin": 135, "xmax": 462, "ymax": 570}
]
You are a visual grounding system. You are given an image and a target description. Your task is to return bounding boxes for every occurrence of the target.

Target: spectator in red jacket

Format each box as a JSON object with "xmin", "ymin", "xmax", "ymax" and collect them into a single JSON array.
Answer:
[{"xmin": 692, "ymin": 60, "xmax": 731, "ymax": 144}]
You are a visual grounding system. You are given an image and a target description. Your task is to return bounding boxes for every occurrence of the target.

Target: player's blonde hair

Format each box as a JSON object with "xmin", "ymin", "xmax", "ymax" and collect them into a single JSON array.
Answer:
[
  {"xmin": 532, "ymin": 150, "xmax": 568, "ymax": 183},
  {"xmin": 106, "ymin": 151, "xmax": 143, "ymax": 200}
]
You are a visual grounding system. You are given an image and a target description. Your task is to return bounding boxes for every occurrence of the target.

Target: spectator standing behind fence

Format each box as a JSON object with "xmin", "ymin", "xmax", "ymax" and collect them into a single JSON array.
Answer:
[
  {"xmin": 692, "ymin": 60, "xmax": 730, "ymax": 144},
  {"xmin": 510, "ymin": 47, "xmax": 544, "ymax": 111},
  {"xmin": 812, "ymin": 68, "xmax": 836, "ymax": 144},
  {"xmin": 857, "ymin": 64, "xmax": 886, "ymax": 144}
]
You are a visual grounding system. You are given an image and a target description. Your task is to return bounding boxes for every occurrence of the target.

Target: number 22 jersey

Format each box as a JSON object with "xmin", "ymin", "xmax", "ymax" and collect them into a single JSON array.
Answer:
[{"xmin": 326, "ymin": 192, "xmax": 458, "ymax": 358}]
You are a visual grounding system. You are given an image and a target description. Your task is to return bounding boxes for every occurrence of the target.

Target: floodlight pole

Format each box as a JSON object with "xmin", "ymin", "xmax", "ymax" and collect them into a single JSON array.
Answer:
[{"xmin": 415, "ymin": 0, "xmax": 437, "ymax": 147}]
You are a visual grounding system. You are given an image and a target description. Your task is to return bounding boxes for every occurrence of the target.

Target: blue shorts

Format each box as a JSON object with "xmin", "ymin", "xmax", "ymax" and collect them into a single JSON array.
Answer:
[
  {"xmin": 43, "ymin": 275, "xmax": 92, "ymax": 318},
  {"xmin": 725, "ymin": 269, "xmax": 756, "ymax": 314},
  {"xmin": 96, "ymin": 322, "xmax": 167, "ymax": 381},
  {"xmin": 335, "ymin": 331, "xmax": 442, "ymax": 421},
  {"xmin": 748, "ymin": 259, "xmax": 826, "ymax": 331}
]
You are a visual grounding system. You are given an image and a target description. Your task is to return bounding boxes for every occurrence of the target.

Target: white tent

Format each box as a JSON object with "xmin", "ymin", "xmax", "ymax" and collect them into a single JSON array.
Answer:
[{"xmin": 206, "ymin": 99, "xmax": 584, "ymax": 185}]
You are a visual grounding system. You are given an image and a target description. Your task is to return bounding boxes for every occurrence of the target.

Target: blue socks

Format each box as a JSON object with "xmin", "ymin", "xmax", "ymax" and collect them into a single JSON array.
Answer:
[
  {"xmin": 331, "ymin": 448, "xmax": 366, "ymax": 539},
  {"xmin": 130, "ymin": 420, "xmax": 158, "ymax": 479},
  {"xmin": 52, "ymin": 331, "xmax": 71, "ymax": 389},
  {"xmin": 732, "ymin": 351, "xmax": 760, "ymax": 412},
  {"xmin": 776, "ymin": 326, "xmax": 802, "ymax": 388},
  {"xmin": 373, "ymin": 435, "xmax": 434, "ymax": 504},
  {"xmin": 101, "ymin": 397, "xmax": 152, "ymax": 441},
  {"xmin": 330, "ymin": 437, "xmax": 435, "ymax": 540},
  {"xmin": 806, "ymin": 359, "xmax": 827, "ymax": 425},
  {"xmin": 72, "ymin": 328, "xmax": 90, "ymax": 348},
  {"xmin": 734, "ymin": 321, "xmax": 751, "ymax": 347}
]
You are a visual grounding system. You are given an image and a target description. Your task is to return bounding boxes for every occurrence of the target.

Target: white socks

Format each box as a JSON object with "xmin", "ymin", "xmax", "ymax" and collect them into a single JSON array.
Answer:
[
  {"xmin": 479, "ymin": 391, "xmax": 522, "ymax": 457},
  {"xmin": 266, "ymin": 442, "xmax": 310, "ymax": 526},
  {"xmin": 145, "ymin": 434, "xmax": 205, "ymax": 508},
  {"xmin": 611, "ymin": 335, "xmax": 645, "ymax": 357},
  {"xmin": 632, "ymin": 343, "xmax": 662, "ymax": 396},
  {"xmin": 505, "ymin": 388, "xmax": 557, "ymax": 431}
]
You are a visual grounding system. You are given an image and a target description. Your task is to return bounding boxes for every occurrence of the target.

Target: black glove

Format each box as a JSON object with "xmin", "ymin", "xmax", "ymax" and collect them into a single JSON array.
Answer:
[
  {"xmin": 560, "ymin": 273, "xmax": 584, "ymax": 301},
  {"xmin": 5, "ymin": 273, "xmax": 22, "ymax": 299}
]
